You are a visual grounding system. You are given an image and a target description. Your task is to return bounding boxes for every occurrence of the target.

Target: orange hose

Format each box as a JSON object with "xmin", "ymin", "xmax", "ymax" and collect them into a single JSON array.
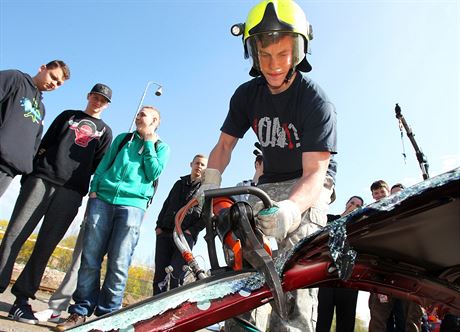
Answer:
[
  {"xmin": 182, "ymin": 251, "xmax": 194, "ymax": 262},
  {"xmin": 174, "ymin": 197, "xmax": 199, "ymax": 264},
  {"xmin": 174, "ymin": 197, "xmax": 198, "ymax": 236}
]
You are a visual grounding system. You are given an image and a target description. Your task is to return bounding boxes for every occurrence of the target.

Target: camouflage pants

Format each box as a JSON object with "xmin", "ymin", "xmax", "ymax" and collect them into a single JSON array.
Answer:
[
  {"xmin": 369, "ymin": 294, "xmax": 423, "ymax": 332},
  {"xmin": 225, "ymin": 177, "xmax": 334, "ymax": 332}
]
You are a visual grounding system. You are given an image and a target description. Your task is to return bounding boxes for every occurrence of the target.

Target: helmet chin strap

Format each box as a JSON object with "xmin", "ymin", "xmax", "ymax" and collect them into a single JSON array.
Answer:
[{"xmin": 284, "ymin": 68, "xmax": 295, "ymax": 84}]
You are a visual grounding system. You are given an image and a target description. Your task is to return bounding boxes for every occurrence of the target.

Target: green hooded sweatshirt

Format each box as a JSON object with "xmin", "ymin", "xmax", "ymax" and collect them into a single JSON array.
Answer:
[{"xmin": 90, "ymin": 132, "xmax": 170, "ymax": 210}]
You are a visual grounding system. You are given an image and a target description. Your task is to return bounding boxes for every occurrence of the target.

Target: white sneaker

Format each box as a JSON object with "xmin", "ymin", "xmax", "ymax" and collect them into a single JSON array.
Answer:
[{"xmin": 34, "ymin": 308, "xmax": 61, "ymax": 322}]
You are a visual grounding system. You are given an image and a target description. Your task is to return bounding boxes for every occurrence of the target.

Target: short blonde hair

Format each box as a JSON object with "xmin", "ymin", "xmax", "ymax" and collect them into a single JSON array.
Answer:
[
  {"xmin": 193, "ymin": 154, "xmax": 207, "ymax": 161},
  {"xmin": 142, "ymin": 105, "xmax": 160, "ymax": 130}
]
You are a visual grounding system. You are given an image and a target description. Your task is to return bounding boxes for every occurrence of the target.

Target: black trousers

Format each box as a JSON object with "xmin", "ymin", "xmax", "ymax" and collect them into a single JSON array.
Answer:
[
  {"xmin": 387, "ymin": 299, "xmax": 406, "ymax": 332},
  {"xmin": 0, "ymin": 169, "xmax": 13, "ymax": 198},
  {"xmin": 152, "ymin": 231, "xmax": 194, "ymax": 295},
  {"xmin": 316, "ymin": 287, "xmax": 359, "ymax": 332},
  {"xmin": 440, "ymin": 314, "xmax": 460, "ymax": 332},
  {"xmin": 0, "ymin": 176, "xmax": 82, "ymax": 299}
]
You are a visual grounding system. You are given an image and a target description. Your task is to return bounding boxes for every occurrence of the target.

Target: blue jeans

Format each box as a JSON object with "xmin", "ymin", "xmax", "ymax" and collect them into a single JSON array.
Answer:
[{"xmin": 69, "ymin": 198, "xmax": 144, "ymax": 317}]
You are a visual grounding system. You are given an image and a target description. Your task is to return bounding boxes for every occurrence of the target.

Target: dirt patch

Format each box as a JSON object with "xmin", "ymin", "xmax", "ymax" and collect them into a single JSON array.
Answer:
[{"xmin": 12, "ymin": 263, "xmax": 66, "ymax": 290}]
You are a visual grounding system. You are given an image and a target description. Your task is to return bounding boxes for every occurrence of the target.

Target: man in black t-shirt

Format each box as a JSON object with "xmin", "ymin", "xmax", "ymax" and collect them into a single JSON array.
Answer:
[
  {"xmin": 0, "ymin": 84, "xmax": 112, "ymax": 325},
  {"xmin": 198, "ymin": 1, "xmax": 337, "ymax": 331}
]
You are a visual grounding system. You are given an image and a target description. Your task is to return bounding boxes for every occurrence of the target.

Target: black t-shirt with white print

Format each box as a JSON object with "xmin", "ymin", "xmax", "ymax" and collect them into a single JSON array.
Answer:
[
  {"xmin": 32, "ymin": 110, "xmax": 112, "ymax": 195},
  {"xmin": 221, "ymin": 72, "xmax": 337, "ymax": 184}
]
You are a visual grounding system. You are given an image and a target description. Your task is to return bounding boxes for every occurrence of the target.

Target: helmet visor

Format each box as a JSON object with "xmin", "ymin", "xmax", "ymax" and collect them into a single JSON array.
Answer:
[{"xmin": 247, "ymin": 32, "xmax": 304, "ymax": 73}]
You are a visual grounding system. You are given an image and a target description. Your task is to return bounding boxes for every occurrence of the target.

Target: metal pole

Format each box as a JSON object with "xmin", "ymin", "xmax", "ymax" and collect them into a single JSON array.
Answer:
[
  {"xmin": 128, "ymin": 81, "xmax": 163, "ymax": 133},
  {"xmin": 394, "ymin": 103, "xmax": 430, "ymax": 180}
]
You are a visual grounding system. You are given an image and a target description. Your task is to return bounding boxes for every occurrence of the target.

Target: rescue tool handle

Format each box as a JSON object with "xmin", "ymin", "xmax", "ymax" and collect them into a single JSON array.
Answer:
[
  {"xmin": 203, "ymin": 186, "xmax": 273, "ymax": 208},
  {"xmin": 175, "ymin": 186, "xmax": 272, "ymax": 280},
  {"xmin": 203, "ymin": 186, "xmax": 272, "ymax": 272}
]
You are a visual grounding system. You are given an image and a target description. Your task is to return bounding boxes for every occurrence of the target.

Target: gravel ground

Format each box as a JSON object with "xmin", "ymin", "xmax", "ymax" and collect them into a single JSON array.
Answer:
[
  {"xmin": 0, "ymin": 263, "xmax": 70, "ymax": 331},
  {"xmin": 0, "ymin": 287, "xmax": 65, "ymax": 332}
]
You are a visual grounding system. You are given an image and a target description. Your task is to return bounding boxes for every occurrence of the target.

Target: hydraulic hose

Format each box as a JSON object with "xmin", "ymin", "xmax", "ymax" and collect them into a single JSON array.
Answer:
[{"xmin": 173, "ymin": 197, "xmax": 207, "ymax": 280}]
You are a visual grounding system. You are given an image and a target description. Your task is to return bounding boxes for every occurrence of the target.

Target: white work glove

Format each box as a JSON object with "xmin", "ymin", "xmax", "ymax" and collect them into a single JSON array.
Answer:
[
  {"xmin": 254, "ymin": 199, "xmax": 302, "ymax": 241},
  {"xmin": 195, "ymin": 168, "xmax": 222, "ymax": 206}
]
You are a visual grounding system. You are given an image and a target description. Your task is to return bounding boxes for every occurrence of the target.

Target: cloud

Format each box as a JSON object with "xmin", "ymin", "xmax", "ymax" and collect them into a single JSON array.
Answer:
[
  {"xmin": 440, "ymin": 154, "xmax": 460, "ymax": 173},
  {"xmin": 400, "ymin": 176, "xmax": 420, "ymax": 187}
]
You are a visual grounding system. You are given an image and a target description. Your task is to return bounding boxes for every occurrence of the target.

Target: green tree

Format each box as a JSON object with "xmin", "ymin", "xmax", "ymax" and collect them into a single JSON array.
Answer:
[
  {"xmin": 0, "ymin": 219, "xmax": 9, "ymax": 230},
  {"xmin": 60, "ymin": 235, "xmax": 77, "ymax": 249},
  {"xmin": 125, "ymin": 266, "xmax": 154, "ymax": 298},
  {"xmin": 49, "ymin": 235, "xmax": 78, "ymax": 271},
  {"xmin": 16, "ymin": 234, "xmax": 38, "ymax": 264}
]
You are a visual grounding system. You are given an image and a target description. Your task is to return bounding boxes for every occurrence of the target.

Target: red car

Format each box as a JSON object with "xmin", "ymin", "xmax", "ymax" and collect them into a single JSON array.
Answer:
[{"xmin": 69, "ymin": 167, "xmax": 460, "ymax": 332}]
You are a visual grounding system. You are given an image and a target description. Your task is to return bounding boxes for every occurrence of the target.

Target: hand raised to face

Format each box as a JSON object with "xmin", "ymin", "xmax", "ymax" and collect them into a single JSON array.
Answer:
[{"xmin": 135, "ymin": 106, "xmax": 160, "ymax": 141}]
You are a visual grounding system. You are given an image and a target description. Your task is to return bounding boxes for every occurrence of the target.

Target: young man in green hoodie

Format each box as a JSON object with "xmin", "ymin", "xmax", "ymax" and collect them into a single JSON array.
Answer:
[{"xmin": 56, "ymin": 106, "xmax": 170, "ymax": 331}]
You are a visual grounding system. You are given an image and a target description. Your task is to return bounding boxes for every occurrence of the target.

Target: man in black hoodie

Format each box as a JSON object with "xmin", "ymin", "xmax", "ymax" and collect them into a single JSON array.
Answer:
[
  {"xmin": 0, "ymin": 84, "xmax": 112, "ymax": 325},
  {"xmin": 153, "ymin": 154, "xmax": 208, "ymax": 295},
  {"xmin": 0, "ymin": 60, "xmax": 70, "ymax": 197}
]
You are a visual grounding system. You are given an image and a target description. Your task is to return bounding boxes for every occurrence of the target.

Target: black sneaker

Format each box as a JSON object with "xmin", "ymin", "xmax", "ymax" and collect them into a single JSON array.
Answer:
[
  {"xmin": 8, "ymin": 303, "xmax": 38, "ymax": 324},
  {"xmin": 55, "ymin": 313, "xmax": 86, "ymax": 331}
]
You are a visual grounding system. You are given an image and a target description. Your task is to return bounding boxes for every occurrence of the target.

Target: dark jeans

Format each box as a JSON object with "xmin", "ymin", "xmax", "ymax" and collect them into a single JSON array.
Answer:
[
  {"xmin": 153, "ymin": 231, "xmax": 194, "ymax": 295},
  {"xmin": 316, "ymin": 287, "xmax": 358, "ymax": 332}
]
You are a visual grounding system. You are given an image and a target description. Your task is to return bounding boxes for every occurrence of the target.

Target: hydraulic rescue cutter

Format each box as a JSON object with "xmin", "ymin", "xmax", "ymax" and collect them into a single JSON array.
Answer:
[{"xmin": 173, "ymin": 186, "xmax": 288, "ymax": 319}]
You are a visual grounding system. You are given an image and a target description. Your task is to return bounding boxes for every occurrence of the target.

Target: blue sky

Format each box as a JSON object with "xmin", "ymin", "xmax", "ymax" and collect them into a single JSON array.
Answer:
[{"xmin": 1, "ymin": 0, "xmax": 459, "ymax": 271}]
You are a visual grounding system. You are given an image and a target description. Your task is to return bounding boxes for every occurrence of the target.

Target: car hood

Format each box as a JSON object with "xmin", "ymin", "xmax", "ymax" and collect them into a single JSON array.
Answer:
[{"xmin": 283, "ymin": 167, "xmax": 460, "ymax": 316}]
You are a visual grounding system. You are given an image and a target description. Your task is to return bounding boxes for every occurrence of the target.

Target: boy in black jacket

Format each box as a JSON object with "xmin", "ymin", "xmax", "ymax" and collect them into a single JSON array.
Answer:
[
  {"xmin": 0, "ymin": 84, "xmax": 112, "ymax": 325},
  {"xmin": 153, "ymin": 154, "xmax": 208, "ymax": 294},
  {"xmin": 0, "ymin": 60, "xmax": 70, "ymax": 197}
]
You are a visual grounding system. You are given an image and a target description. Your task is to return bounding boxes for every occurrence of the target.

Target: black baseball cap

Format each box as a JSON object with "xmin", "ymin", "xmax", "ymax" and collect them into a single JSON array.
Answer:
[{"xmin": 90, "ymin": 83, "xmax": 112, "ymax": 103}]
